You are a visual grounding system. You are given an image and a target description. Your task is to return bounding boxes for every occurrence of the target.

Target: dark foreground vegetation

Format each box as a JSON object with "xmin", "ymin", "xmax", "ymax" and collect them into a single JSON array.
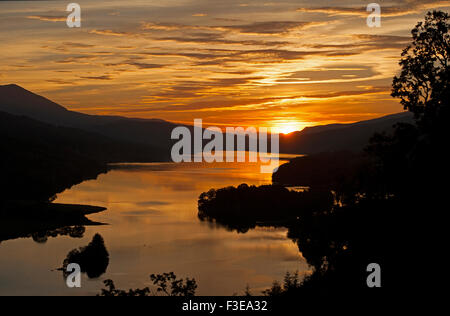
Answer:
[{"xmin": 98, "ymin": 272, "xmax": 198, "ymax": 297}]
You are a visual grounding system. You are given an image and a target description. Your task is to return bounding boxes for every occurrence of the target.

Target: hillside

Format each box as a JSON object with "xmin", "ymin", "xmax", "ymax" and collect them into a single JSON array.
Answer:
[
  {"xmin": 0, "ymin": 84, "xmax": 178, "ymax": 149},
  {"xmin": 279, "ymin": 112, "xmax": 414, "ymax": 154},
  {"xmin": 0, "ymin": 111, "xmax": 169, "ymax": 201},
  {"xmin": 0, "ymin": 84, "xmax": 414, "ymax": 155}
]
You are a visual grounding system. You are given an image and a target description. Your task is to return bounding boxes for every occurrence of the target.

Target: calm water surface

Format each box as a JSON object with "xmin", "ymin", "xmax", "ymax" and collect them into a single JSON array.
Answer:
[{"xmin": 0, "ymin": 160, "xmax": 309, "ymax": 296}]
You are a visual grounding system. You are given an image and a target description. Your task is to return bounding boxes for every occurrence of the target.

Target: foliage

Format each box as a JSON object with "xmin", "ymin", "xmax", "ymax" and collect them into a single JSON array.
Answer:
[
  {"xmin": 262, "ymin": 272, "xmax": 302, "ymax": 296},
  {"xmin": 63, "ymin": 234, "xmax": 109, "ymax": 279},
  {"xmin": 150, "ymin": 272, "xmax": 197, "ymax": 297},
  {"xmin": 98, "ymin": 272, "xmax": 197, "ymax": 297},
  {"xmin": 392, "ymin": 10, "xmax": 449, "ymax": 131},
  {"xmin": 98, "ymin": 279, "xmax": 151, "ymax": 297},
  {"xmin": 198, "ymin": 184, "xmax": 334, "ymax": 233}
]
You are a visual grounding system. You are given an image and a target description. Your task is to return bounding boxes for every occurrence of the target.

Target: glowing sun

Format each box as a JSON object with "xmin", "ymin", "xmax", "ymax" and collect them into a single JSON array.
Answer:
[{"xmin": 273, "ymin": 121, "xmax": 306, "ymax": 135}]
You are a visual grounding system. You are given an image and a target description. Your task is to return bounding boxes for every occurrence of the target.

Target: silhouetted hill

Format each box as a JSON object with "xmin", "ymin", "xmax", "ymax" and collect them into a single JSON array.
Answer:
[
  {"xmin": 0, "ymin": 84, "xmax": 414, "ymax": 155},
  {"xmin": 0, "ymin": 111, "xmax": 169, "ymax": 163},
  {"xmin": 0, "ymin": 111, "xmax": 169, "ymax": 201},
  {"xmin": 280, "ymin": 112, "xmax": 414, "ymax": 154},
  {"xmin": 0, "ymin": 84, "xmax": 178, "ymax": 149},
  {"xmin": 0, "ymin": 84, "xmax": 70, "ymax": 122},
  {"xmin": 272, "ymin": 151, "xmax": 366, "ymax": 189}
]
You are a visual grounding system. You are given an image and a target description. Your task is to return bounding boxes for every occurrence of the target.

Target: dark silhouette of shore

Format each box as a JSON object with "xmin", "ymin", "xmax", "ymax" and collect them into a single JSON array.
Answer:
[{"xmin": 0, "ymin": 201, "xmax": 106, "ymax": 243}]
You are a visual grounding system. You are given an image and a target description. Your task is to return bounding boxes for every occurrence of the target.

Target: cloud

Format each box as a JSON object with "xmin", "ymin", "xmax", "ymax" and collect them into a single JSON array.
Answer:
[
  {"xmin": 282, "ymin": 65, "xmax": 379, "ymax": 82},
  {"xmin": 218, "ymin": 21, "xmax": 315, "ymax": 35},
  {"xmin": 308, "ymin": 34, "xmax": 411, "ymax": 53},
  {"xmin": 153, "ymin": 33, "xmax": 290, "ymax": 47},
  {"xmin": 55, "ymin": 55, "xmax": 99, "ymax": 64},
  {"xmin": 93, "ymin": 23, "xmax": 290, "ymax": 47},
  {"xmin": 136, "ymin": 85, "xmax": 392, "ymax": 114},
  {"xmin": 297, "ymin": 1, "xmax": 450, "ymax": 17},
  {"xmin": 301, "ymin": 87, "xmax": 390, "ymax": 99},
  {"xmin": 62, "ymin": 42, "xmax": 96, "ymax": 48},
  {"xmin": 141, "ymin": 22, "xmax": 191, "ymax": 31},
  {"xmin": 125, "ymin": 62, "xmax": 165, "ymax": 69},
  {"xmin": 351, "ymin": 34, "xmax": 411, "ymax": 50},
  {"xmin": 204, "ymin": 50, "xmax": 298, "ymax": 65},
  {"xmin": 140, "ymin": 76, "xmax": 265, "ymax": 101},
  {"xmin": 46, "ymin": 79, "xmax": 76, "ymax": 85},
  {"xmin": 139, "ymin": 46, "xmax": 333, "ymax": 68},
  {"xmin": 142, "ymin": 20, "xmax": 319, "ymax": 36},
  {"xmin": 210, "ymin": 76, "xmax": 265, "ymax": 86},
  {"xmin": 79, "ymin": 75, "xmax": 113, "ymax": 80},
  {"xmin": 214, "ymin": 18, "xmax": 242, "ymax": 22},
  {"xmin": 27, "ymin": 15, "xmax": 66, "ymax": 22},
  {"xmin": 104, "ymin": 60, "xmax": 166, "ymax": 69},
  {"xmin": 89, "ymin": 29, "xmax": 133, "ymax": 37}
]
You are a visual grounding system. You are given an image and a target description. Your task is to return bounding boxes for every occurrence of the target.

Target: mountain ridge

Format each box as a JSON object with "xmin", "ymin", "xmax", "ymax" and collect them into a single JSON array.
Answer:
[
  {"xmin": 279, "ymin": 112, "xmax": 414, "ymax": 154},
  {"xmin": 0, "ymin": 84, "xmax": 180, "ymax": 149},
  {"xmin": 1, "ymin": 84, "xmax": 415, "ymax": 154}
]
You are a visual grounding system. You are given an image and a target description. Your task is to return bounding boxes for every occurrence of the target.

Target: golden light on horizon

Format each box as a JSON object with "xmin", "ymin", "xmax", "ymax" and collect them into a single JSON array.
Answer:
[
  {"xmin": 271, "ymin": 120, "xmax": 309, "ymax": 134},
  {"xmin": 0, "ymin": 0, "xmax": 445, "ymax": 128}
]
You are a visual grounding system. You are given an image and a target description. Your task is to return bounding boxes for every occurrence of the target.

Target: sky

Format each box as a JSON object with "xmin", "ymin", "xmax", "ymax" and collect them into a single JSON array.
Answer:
[{"xmin": 0, "ymin": 0, "xmax": 449, "ymax": 133}]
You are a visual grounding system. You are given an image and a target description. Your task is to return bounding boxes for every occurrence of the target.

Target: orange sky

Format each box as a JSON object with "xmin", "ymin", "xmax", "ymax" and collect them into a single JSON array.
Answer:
[{"xmin": 1, "ymin": 0, "xmax": 449, "ymax": 133}]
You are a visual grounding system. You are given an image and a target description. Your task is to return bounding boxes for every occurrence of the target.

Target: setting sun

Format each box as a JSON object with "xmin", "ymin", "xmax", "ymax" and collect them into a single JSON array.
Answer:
[{"xmin": 272, "ymin": 121, "xmax": 308, "ymax": 134}]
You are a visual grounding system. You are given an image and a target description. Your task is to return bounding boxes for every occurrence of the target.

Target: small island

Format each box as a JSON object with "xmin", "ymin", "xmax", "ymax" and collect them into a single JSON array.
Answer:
[{"xmin": 198, "ymin": 183, "xmax": 334, "ymax": 232}]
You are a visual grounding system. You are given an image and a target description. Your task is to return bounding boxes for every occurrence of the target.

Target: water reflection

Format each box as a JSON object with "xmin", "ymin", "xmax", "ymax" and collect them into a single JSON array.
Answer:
[
  {"xmin": 62, "ymin": 234, "xmax": 109, "ymax": 279},
  {"xmin": 0, "ymin": 205, "xmax": 106, "ymax": 244},
  {"xmin": 32, "ymin": 226, "xmax": 86, "ymax": 244},
  {"xmin": 0, "ymin": 159, "xmax": 307, "ymax": 295}
]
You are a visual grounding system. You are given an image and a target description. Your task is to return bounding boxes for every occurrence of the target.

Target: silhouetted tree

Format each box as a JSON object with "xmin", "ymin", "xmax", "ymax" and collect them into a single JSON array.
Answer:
[
  {"xmin": 98, "ymin": 272, "xmax": 197, "ymax": 297},
  {"xmin": 98, "ymin": 279, "xmax": 151, "ymax": 297},
  {"xmin": 370, "ymin": 10, "xmax": 449, "ymax": 199},
  {"xmin": 244, "ymin": 284, "xmax": 252, "ymax": 297},
  {"xmin": 198, "ymin": 184, "xmax": 334, "ymax": 232},
  {"xmin": 62, "ymin": 233, "xmax": 109, "ymax": 279},
  {"xmin": 392, "ymin": 10, "xmax": 449, "ymax": 132},
  {"xmin": 262, "ymin": 281, "xmax": 283, "ymax": 296},
  {"xmin": 262, "ymin": 272, "xmax": 302, "ymax": 296},
  {"xmin": 150, "ymin": 272, "xmax": 197, "ymax": 297}
]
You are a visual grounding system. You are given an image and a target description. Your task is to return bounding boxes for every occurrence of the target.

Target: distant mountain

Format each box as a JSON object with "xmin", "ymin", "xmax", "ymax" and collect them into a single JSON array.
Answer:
[
  {"xmin": 0, "ymin": 84, "xmax": 415, "ymax": 156},
  {"xmin": 0, "ymin": 110, "xmax": 169, "ymax": 201},
  {"xmin": 280, "ymin": 112, "xmax": 415, "ymax": 154},
  {"xmin": 0, "ymin": 110, "xmax": 169, "ymax": 162},
  {"xmin": 0, "ymin": 84, "xmax": 178, "ymax": 149}
]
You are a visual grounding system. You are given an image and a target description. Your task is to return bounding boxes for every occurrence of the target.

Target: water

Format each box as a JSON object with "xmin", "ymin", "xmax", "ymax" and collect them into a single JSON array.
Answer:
[{"xmin": 0, "ymin": 159, "xmax": 309, "ymax": 296}]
